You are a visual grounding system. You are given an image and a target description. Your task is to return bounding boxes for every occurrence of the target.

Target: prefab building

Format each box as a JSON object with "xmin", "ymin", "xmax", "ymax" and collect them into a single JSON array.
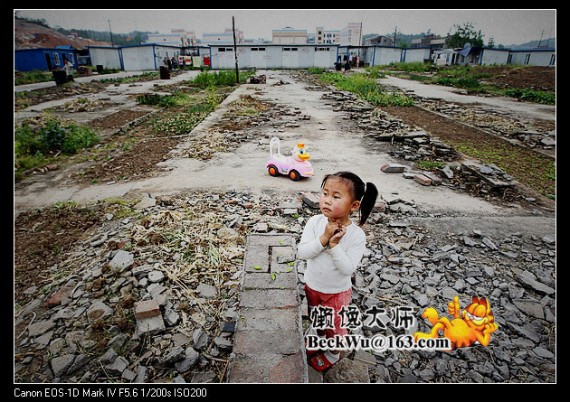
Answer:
[
  {"xmin": 479, "ymin": 48, "xmax": 510, "ymax": 65},
  {"xmin": 15, "ymin": 46, "xmax": 78, "ymax": 72},
  {"xmin": 402, "ymin": 47, "xmax": 431, "ymax": 63},
  {"xmin": 370, "ymin": 46, "xmax": 403, "ymax": 66},
  {"xmin": 121, "ymin": 44, "xmax": 181, "ymax": 71},
  {"xmin": 87, "ymin": 46, "xmax": 122, "ymax": 70},
  {"xmin": 508, "ymin": 48, "xmax": 556, "ymax": 67},
  {"xmin": 209, "ymin": 44, "xmax": 338, "ymax": 69}
]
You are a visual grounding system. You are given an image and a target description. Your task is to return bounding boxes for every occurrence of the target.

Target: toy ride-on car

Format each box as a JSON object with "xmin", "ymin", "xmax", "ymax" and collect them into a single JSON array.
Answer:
[{"xmin": 266, "ymin": 137, "xmax": 314, "ymax": 181}]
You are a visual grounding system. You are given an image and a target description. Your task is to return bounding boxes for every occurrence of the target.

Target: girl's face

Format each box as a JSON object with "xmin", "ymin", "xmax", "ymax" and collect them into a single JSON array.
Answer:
[{"xmin": 320, "ymin": 178, "xmax": 361, "ymax": 222}]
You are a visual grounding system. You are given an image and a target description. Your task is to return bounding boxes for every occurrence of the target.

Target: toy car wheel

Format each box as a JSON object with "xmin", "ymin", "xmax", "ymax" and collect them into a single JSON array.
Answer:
[
  {"xmin": 288, "ymin": 170, "xmax": 301, "ymax": 181},
  {"xmin": 268, "ymin": 165, "xmax": 279, "ymax": 177}
]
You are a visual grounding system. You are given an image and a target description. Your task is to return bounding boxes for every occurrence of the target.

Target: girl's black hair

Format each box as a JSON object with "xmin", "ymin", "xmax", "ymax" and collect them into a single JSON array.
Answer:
[{"xmin": 321, "ymin": 171, "xmax": 379, "ymax": 226}]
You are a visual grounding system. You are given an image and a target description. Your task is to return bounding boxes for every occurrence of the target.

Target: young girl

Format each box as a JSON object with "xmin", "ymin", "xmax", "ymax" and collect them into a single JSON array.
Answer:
[{"xmin": 298, "ymin": 171, "xmax": 378, "ymax": 372}]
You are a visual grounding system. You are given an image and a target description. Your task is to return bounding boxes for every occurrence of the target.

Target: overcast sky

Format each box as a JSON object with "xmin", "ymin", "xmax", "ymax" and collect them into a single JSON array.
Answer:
[{"xmin": 15, "ymin": 9, "xmax": 556, "ymax": 46}]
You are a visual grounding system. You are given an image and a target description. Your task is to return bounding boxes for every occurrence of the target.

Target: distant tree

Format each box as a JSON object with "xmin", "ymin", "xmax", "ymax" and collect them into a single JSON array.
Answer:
[
  {"xmin": 15, "ymin": 14, "xmax": 51, "ymax": 29},
  {"xmin": 487, "ymin": 37, "xmax": 495, "ymax": 48},
  {"xmin": 447, "ymin": 22, "xmax": 484, "ymax": 48}
]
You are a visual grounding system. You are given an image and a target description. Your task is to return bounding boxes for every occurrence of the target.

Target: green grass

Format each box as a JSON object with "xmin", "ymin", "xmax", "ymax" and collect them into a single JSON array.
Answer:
[
  {"xmin": 415, "ymin": 160, "xmax": 446, "ymax": 171},
  {"xmin": 382, "ymin": 62, "xmax": 436, "ymax": 73},
  {"xmin": 99, "ymin": 71, "xmax": 158, "ymax": 84},
  {"xmin": 364, "ymin": 66, "xmax": 386, "ymax": 79},
  {"xmin": 15, "ymin": 70, "xmax": 54, "ymax": 86},
  {"xmin": 317, "ymin": 71, "xmax": 414, "ymax": 106},
  {"xmin": 15, "ymin": 115, "xmax": 100, "ymax": 179},
  {"xmin": 307, "ymin": 67, "xmax": 327, "ymax": 75},
  {"xmin": 190, "ymin": 69, "xmax": 255, "ymax": 88},
  {"xmin": 384, "ymin": 64, "xmax": 555, "ymax": 104},
  {"xmin": 499, "ymin": 88, "xmax": 555, "ymax": 105}
]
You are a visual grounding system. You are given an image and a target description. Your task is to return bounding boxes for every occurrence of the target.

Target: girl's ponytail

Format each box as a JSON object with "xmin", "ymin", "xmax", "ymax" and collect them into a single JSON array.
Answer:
[{"xmin": 358, "ymin": 182, "xmax": 378, "ymax": 227}]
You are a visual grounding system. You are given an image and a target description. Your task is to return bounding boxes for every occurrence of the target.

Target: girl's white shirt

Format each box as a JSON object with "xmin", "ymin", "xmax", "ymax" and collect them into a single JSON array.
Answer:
[{"xmin": 298, "ymin": 214, "xmax": 366, "ymax": 294}]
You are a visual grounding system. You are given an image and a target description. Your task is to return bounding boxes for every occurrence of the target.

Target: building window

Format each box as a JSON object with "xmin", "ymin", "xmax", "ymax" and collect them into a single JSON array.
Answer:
[
  {"xmin": 219, "ymin": 48, "xmax": 226, "ymax": 52},
  {"xmin": 291, "ymin": 48, "xmax": 298, "ymax": 51},
  {"xmin": 53, "ymin": 53, "xmax": 60, "ymax": 65},
  {"xmin": 524, "ymin": 53, "xmax": 531, "ymax": 65},
  {"xmin": 258, "ymin": 48, "xmax": 265, "ymax": 51},
  {"xmin": 252, "ymin": 48, "xmax": 258, "ymax": 51},
  {"xmin": 549, "ymin": 54, "xmax": 555, "ymax": 65},
  {"xmin": 68, "ymin": 53, "xmax": 74, "ymax": 63}
]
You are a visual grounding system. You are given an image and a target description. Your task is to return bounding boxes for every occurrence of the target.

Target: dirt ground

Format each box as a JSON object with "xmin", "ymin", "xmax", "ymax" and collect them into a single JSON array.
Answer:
[
  {"xmin": 14, "ymin": 204, "xmax": 104, "ymax": 304},
  {"xmin": 88, "ymin": 109, "xmax": 151, "ymax": 129},
  {"xmin": 471, "ymin": 66, "xmax": 555, "ymax": 92}
]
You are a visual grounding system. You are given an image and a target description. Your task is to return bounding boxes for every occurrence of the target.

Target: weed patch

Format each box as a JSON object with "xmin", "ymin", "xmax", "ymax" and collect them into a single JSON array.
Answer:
[{"xmin": 316, "ymin": 71, "xmax": 414, "ymax": 106}]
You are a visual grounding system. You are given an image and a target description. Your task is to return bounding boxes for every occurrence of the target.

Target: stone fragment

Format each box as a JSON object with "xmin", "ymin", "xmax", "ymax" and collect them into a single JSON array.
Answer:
[
  {"xmin": 148, "ymin": 270, "xmax": 165, "ymax": 283},
  {"xmin": 109, "ymin": 250, "xmax": 134, "ymax": 272},
  {"xmin": 193, "ymin": 328, "xmax": 209, "ymax": 350},
  {"xmin": 196, "ymin": 283, "xmax": 217, "ymax": 299},
  {"xmin": 323, "ymin": 359, "xmax": 370, "ymax": 383},
  {"xmin": 135, "ymin": 315, "xmax": 166, "ymax": 337},
  {"xmin": 87, "ymin": 301, "xmax": 113, "ymax": 322},
  {"xmin": 106, "ymin": 356, "xmax": 129, "ymax": 375},
  {"xmin": 512, "ymin": 299, "xmax": 545, "ymax": 320},
  {"xmin": 301, "ymin": 192, "xmax": 320, "ymax": 209},
  {"xmin": 28, "ymin": 320, "xmax": 56, "ymax": 337},
  {"xmin": 413, "ymin": 174, "xmax": 432, "ymax": 186},
  {"xmin": 50, "ymin": 354, "xmax": 76, "ymax": 377},
  {"xmin": 381, "ymin": 163, "xmax": 407, "ymax": 173},
  {"xmin": 163, "ymin": 346, "xmax": 186, "ymax": 365}
]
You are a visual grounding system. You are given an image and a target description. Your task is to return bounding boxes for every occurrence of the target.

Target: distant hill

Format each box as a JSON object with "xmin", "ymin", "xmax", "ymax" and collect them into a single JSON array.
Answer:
[
  {"xmin": 15, "ymin": 18, "xmax": 153, "ymax": 50},
  {"xmin": 504, "ymin": 38, "xmax": 555, "ymax": 49},
  {"xmin": 15, "ymin": 19, "xmax": 112, "ymax": 50}
]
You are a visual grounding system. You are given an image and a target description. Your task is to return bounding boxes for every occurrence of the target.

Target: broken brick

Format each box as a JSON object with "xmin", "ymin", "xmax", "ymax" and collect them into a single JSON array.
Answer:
[
  {"xmin": 413, "ymin": 174, "xmax": 432, "ymax": 186},
  {"xmin": 134, "ymin": 299, "xmax": 161, "ymax": 320}
]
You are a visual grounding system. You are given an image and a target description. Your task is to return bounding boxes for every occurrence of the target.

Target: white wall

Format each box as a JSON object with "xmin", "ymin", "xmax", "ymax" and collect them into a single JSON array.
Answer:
[
  {"xmin": 210, "ymin": 47, "xmax": 236, "ymax": 69},
  {"xmin": 374, "ymin": 47, "xmax": 402, "ymax": 66},
  {"xmin": 403, "ymin": 48, "xmax": 430, "ymax": 63},
  {"xmin": 510, "ymin": 51, "xmax": 555, "ymax": 67},
  {"xmin": 121, "ymin": 47, "xmax": 156, "ymax": 71},
  {"xmin": 89, "ymin": 47, "xmax": 121, "ymax": 70},
  {"xmin": 480, "ymin": 49, "xmax": 509, "ymax": 65},
  {"xmin": 210, "ymin": 46, "xmax": 337, "ymax": 69}
]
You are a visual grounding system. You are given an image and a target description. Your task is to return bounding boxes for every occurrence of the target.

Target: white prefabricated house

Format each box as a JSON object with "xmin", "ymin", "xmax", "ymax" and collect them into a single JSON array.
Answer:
[
  {"xmin": 369, "ymin": 46, "xmax": 403, "ymax": 66},
  {"xmin": 87, "ymin": 46, "xmax": 122, "ymax": 70},
  {"xmin": 209, "ymin": 44, "xmax": 338, "ymax": 70},
  {"xmin": 121, "ymin": 44, "xmax": 182, "ymax": 71},
  {"xmin": 479, "ymin": 48, "xmax": 510, "ymax": 65},
  {"xmin": 508, "ymin": 48, "xmax": 556, "ymax": 67},
  {"xmin": 402, "ymin": 47, "xmax": 431, "ymax": 63}
]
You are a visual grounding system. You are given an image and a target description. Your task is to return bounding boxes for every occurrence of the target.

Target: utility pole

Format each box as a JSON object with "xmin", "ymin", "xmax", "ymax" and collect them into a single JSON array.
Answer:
[
  {"xmin": 393, "ymin": 26, "xmax": 398, "ymax": 47},
  {"xmin": 232, "ymin": 16, "xmax": 239, "ymax": 85},
  {"xmin": 358, "ymin": 22, "xmax": 363, "ymax": 63},
  {"xmin": 108, "ymin": 19, "xmax": 115, "ymax": 47}
]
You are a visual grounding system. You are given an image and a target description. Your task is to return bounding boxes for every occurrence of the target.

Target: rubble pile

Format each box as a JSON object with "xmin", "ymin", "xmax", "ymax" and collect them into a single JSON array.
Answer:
[
  {"xmin": 14, "ymin": 191, "xmax": 300, "ymax": 383},
  {"xmin": 247, "ymin": 75, "xmax": 266, "ymax": 84},
  {"xmin": 297, "ymin": 199, "xmax": 556, "ymax": 383},
  {"xmin": 419, "ymin": 100, "xmax": 556, "ymax": 152},
  {"xmin": 49, "ymin": 97, "xmax": 116, "ymax": 113},
  {"xmin": 178, "ymin": 95, "xmax": 312, "ymax": 161}
]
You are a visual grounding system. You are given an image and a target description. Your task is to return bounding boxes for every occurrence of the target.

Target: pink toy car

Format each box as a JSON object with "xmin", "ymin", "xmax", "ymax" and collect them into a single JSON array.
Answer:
[{"xmin": 266, "ymin": 137, "xmax": 314, "ymax": 181}]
